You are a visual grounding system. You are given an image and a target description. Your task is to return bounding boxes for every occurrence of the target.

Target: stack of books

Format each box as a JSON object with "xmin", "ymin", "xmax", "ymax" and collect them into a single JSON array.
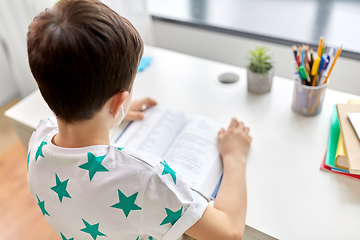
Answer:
[{"xmin": 321, "ymin": 99, "xmax": 360, "ymax": 180}]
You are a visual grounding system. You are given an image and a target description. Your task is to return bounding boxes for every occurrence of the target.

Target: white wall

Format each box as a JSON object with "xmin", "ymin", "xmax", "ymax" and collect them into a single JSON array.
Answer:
[
  {"xmin": 0, "ymin": 37, "xmax": 18, "ymax": 106},
  {"xmin": 0, "ymin": 0, "xmax": 59, "ymax": 106},
  {"xmin": 0, "ymin": 0, "xmax": 154, "ymax": 108},
  {"xmin": 102, "ymin": 0, "xmax": 154, "ymax": 45},
  {"xmin": 0, "ymin": 0, "xmax": 51, "ymax": 101},
  {"xmin": 152, "ymin": 20, "xmax": 360, "ymax": 96}
]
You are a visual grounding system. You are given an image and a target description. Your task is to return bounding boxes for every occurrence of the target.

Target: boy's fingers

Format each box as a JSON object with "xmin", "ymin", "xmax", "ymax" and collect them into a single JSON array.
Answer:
[
  {"xmin": 228, "ymin": 118, "xmax": 238, "ymax": 129},
  {"xmin": 238, "ymin": 122, "xmax": 244, "ymax": 130},
  {"xmin": 218, "ymin": 128, "xmax": 225, "ymax": 135},
  {"xmin": 142, "ymin": 98, "xmax": 157, "ymax": 108},
  {"xmin": 147, "ymin": 98, "xmax": 157, "ymax": 106},
  {"xmin": 125, "ymin": 111, "xmax": 145, "ymax": 120},
  {"xmin": 130, "ymin": 98, "xmax": 157, "ymax": 111},
  {"xmin": 218, "ymin": 128, "xmax": 225, "ymax": 139},
  {"xmin": 244, "ymin": 127, "xmax": 250, "ymax": 134}
]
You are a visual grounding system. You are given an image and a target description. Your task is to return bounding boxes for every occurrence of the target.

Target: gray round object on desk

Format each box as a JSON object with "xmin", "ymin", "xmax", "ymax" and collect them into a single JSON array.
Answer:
[{"xmin": 218, "ymin": 72, "xmax": 240, "ymax": 84}]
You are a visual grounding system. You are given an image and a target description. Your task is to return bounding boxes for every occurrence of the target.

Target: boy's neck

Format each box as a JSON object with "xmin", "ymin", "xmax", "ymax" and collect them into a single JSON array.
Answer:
[{"xmin": 53, "ymin": 117, "xmax": 110, "ymax": 148}]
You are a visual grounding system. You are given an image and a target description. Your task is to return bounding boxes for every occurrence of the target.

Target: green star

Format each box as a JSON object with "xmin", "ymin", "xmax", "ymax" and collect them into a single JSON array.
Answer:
[
  {"xmin": 160, "ymin": 207, "xmax": 183, "ymax": 226},
  {"xmin": 27, "ymin": 150, "xmax": 31, "ymax": 172},
  {"xmin": 60, "ymin": 232, "xmax": 74, "ymax": 240},
  {"xmin": 51, "ymin": 174, "xmax": 71, "ymax": 203},
  {"xmin": 160, "ymin": 160, "xmax": 176, "ymax": 184},
  {"xmin": 111, "ymin": 189, "xmax": 142, "ymax": 217},
  {"xmin": 79, "ymin": 152, "xmax": 109, "ymax": 181},
  {"xmin": 136, "ymin": 236, "xmax": 153, "ymax": 240},
  {"xmin": 80, "ymin": 219, "xmax": 106, "ymax": 240},
  {"xmin": 35, "ymin": 138, "xmax": 47, "ymax": 161},
  {"xmin": 36, "ymin": 195, "xmax": 50, "ymax": 217},
  {"xmin": 117, "ymin": 147, "xmax": 124, "ymax": 151}
]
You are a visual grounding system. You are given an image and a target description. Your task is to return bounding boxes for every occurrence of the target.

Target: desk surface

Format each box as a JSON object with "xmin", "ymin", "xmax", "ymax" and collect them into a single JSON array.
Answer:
[{"xmin": 6, "ymin": 45, "xmax": 360, "ymax": 240}]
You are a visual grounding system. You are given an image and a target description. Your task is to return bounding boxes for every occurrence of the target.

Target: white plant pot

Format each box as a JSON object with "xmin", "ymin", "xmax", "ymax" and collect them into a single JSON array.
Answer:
[{"xmin": 247, "ymin": 68, "xmax": 275, "ymax": 94}]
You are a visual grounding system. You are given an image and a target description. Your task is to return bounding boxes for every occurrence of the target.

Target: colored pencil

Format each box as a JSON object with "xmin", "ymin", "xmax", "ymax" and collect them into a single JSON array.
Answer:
[
  {"xmin": 317, "ymin": 37, "xmax": 324, "ymax": 57},
  {"xmin": 323, "ymin": 46, "xmax": 342, "ymax": 84}
]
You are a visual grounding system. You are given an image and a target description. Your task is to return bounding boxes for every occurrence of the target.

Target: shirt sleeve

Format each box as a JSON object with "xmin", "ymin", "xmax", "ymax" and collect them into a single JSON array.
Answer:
[{"xmin": 142, "ymin": 161, "xmax": 208, "ymax": 240}]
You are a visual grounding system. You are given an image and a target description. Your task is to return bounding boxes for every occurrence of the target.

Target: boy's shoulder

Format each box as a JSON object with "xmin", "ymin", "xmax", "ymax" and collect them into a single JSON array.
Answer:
[
  {"xmin": 118, "ymin": 147, "xmax": 163, "ymax": 168},
  {"xmin": 112, "ymin": 147, "xmax": 176, "ymax": 187},
  {"xmin": 29, "ymin": 117, "xmax": 57, "ymax": 142},
  {"xmin": 28, "ymin": 117, "xmax": 165, "ymax": 175}
]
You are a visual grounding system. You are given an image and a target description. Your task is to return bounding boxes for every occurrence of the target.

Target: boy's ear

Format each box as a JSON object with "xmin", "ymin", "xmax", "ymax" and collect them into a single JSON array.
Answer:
[{"xmin": 110, "ymin": 91, "xmax": 129, "ymax": 119}]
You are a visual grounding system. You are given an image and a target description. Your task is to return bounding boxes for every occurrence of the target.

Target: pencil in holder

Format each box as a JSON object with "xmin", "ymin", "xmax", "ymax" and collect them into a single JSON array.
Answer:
[{"xmin": 292, "ymin": 75, "xmax": 329, "ymax": 116}]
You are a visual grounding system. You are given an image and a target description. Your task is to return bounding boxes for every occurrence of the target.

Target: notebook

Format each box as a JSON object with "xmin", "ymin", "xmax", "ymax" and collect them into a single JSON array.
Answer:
[
  {"xmin": 321, "ymin": 153, "xmax": 360, "ymax": 181},
  {"xmin": 348, "ymin": 113, "xmax": 360, "ymax": 140},
  {"xmin": 336, "ymin": 104, "xmax": 360, "ymax": 175},
  {"xmin": 334, "ymin": 99, "xmax": 360, "ymax": 170},
  {"xmin": 325, "ymin": 105, "xmax": 342, "ymax": 170}
]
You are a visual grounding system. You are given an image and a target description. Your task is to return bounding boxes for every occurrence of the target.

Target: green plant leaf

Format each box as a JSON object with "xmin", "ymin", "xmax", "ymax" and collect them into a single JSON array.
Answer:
[{"xmin": 247, "ymin": 46, "xmax": 273, "ymax": 74}]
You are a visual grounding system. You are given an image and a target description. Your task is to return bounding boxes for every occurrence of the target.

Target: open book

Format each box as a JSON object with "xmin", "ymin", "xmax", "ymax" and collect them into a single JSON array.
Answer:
[{"xmin": 114, "ymin": 105, "xmax": 223, "ymax": 200}]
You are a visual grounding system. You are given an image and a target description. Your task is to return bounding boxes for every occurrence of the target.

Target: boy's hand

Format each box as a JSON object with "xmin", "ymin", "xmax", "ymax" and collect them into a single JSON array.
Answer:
[
  {"xmin": 124, "ymin": 98, "xmax": 157, "ymax": 121},
  {"xmin": 218, "ymin": 118, "xmax": 252, "ymax": 164},
  {"xmin": 187, "ymin": 117, "xmax": 251, "ymax": 240}
]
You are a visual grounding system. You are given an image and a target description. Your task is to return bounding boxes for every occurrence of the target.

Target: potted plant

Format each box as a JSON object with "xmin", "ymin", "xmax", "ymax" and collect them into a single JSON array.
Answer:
[{"xmin": 247, "ymin": 46, "xmax": 274, "ymax": 94}]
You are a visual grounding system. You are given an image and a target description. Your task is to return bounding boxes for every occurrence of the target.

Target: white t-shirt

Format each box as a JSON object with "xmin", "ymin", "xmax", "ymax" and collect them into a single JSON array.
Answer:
[{"xmin": 27, "ymin": 118, "xmax": 208, "ymax": 240}]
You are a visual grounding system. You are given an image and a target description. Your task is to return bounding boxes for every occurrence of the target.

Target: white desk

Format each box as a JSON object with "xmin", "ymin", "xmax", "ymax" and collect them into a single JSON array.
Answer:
[{"xmin": 6, "ymin": 46, "xmax": 360, "ymax": 240}]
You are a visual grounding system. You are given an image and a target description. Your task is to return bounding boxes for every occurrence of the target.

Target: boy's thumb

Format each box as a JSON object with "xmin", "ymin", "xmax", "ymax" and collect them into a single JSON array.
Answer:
[{"xmin": 218, "ymin": 128, "xmax": 225, "ymax": 137}]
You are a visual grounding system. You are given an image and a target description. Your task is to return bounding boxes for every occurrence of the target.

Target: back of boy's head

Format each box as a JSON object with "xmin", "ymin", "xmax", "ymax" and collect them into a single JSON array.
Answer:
[{"xmin": 27, "ymin": 0, "xmax": 144, "ymax": 123}]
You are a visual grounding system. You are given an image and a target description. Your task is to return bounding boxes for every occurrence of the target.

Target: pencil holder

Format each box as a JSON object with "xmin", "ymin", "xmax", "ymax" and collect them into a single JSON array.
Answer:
[{"xmin": 292, "ymin": 77, "xmax": 329, "ymax": 116}]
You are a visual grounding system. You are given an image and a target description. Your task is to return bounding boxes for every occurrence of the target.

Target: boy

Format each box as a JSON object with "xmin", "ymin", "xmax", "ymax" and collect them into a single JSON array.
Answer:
[{"xmin": 27, "ymin": 0, "xmax": 252, "ymax": 239}]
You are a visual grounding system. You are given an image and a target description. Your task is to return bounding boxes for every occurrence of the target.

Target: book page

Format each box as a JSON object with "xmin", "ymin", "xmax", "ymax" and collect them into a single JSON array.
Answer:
[
  {"xmin": 115, "ymin": 105, "xmax": 187, "ymax": 157},
  {"xmin": 163, "ymin": 116, "xmax": 223, "ymax": 199},
  {"xmin": 348, "ymin": 113, "xmax": 360, "ymax": 140}
]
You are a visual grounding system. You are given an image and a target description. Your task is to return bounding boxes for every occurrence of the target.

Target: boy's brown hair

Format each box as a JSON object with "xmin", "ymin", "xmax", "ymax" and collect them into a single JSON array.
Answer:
[{"xmin": 27, "ymin": 0, "xmax": 143, "ymax": 123}]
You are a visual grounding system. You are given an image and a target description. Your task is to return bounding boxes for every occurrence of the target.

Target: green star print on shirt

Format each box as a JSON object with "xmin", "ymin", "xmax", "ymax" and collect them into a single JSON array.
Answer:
[
  {"xmin": 51, "ymin": 174, "xmax": 71, "ymax": 203},
  {"xmin": 136, "ymin": 236, "xmax": 153, "ymax": 240},
  {"xmin": 160, "ymin": 160, "xmax": 176, "ymax": 184},
  {"xmin": 60, "ymin": 232, "xmax": 74, "ymax": 240},
  {"xmin": 79, "ymin": 152, "xmax": 109, "ymax": 181},
  {"xmin": 160, "ymin": 206, "xmax": 183, "ymax": 226},
  {"xmin": 111, "ymin": 189, "xmax": 142, "ymax": 217},
  {"xmin": 36, "ymin": 195, "xmax": 50, "ymax": 217},
  {"xmin": 27, "ymin": 150, "xmax": 30, "ymax": 172},
  {"xmin": 35, "ymin": 138, "xmax": 47, "ymax": 161},
  {"xmin": 80, "ymin": 219, "xmax": 106, "ymax": 240}
]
